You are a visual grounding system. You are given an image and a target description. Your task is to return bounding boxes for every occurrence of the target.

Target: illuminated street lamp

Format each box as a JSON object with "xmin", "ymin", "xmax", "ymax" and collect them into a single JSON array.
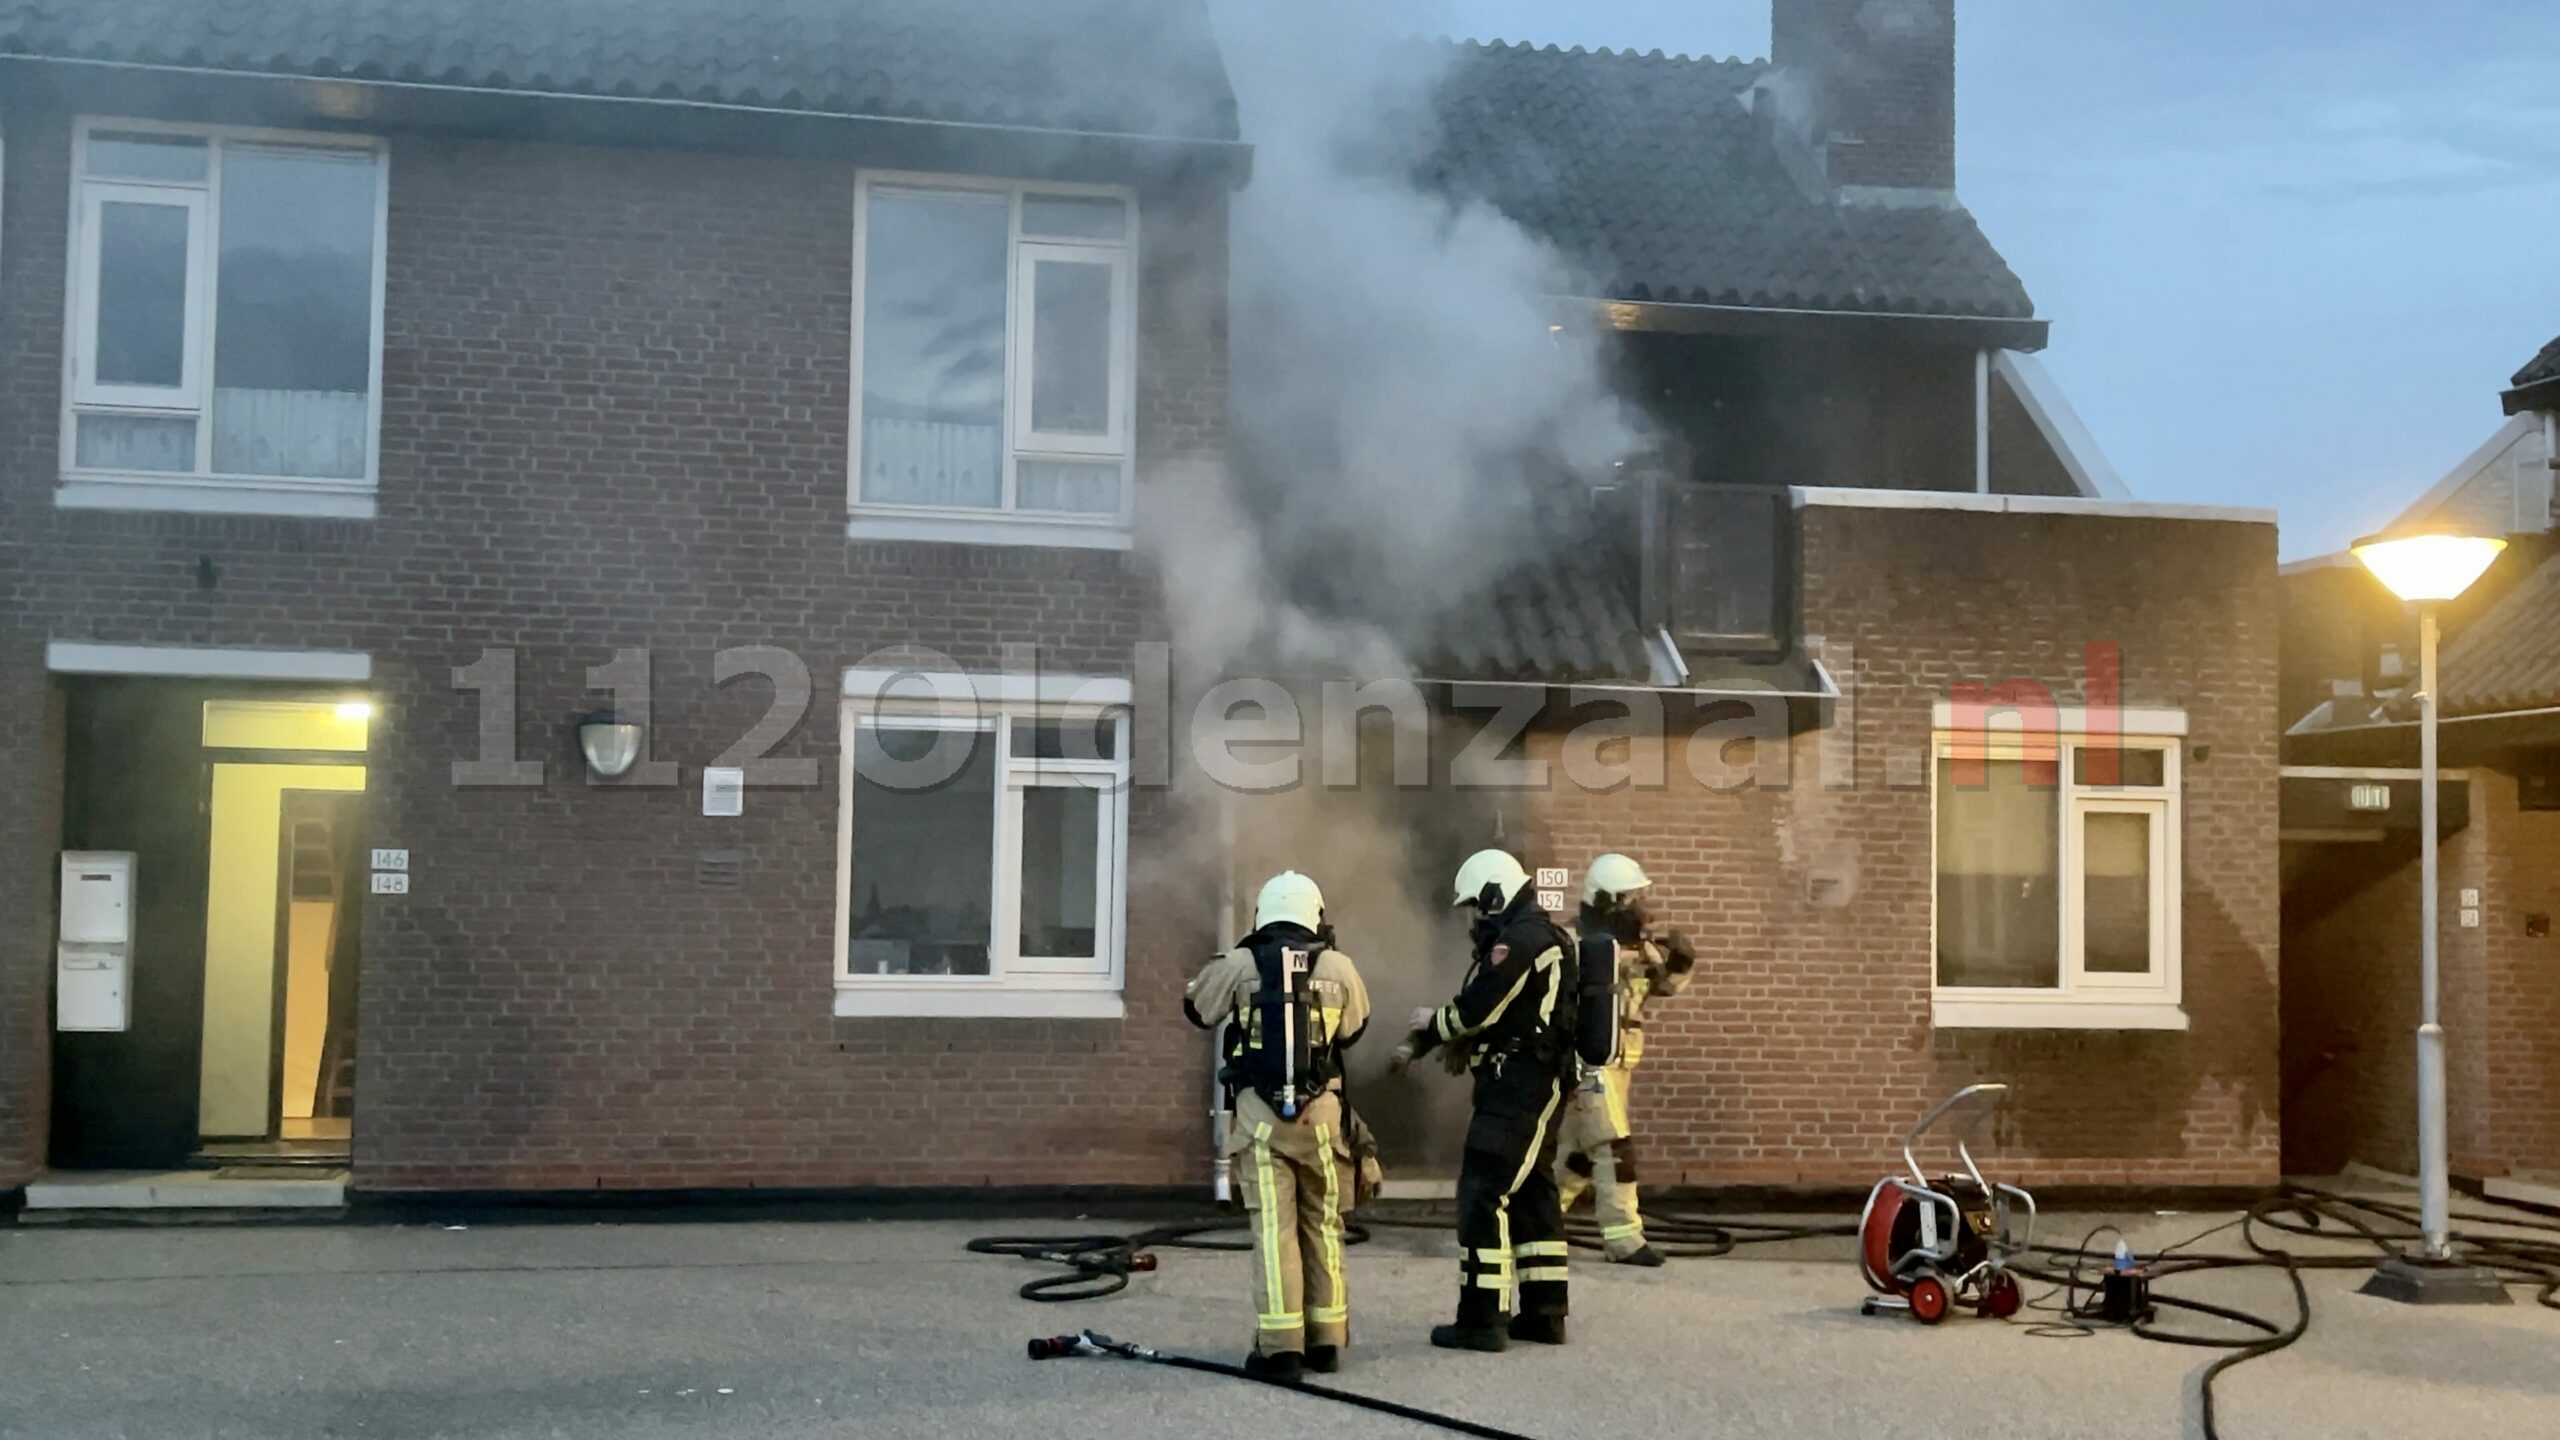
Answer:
[{"xmin": 2349, "ymin": 525, "xmax": 2509, "ymax": 1305}]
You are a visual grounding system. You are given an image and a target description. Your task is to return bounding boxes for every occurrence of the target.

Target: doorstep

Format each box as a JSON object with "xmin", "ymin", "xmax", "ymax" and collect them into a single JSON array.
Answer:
[
  {"xmin": 21, "ymin": 1168, "xmax": 348, "ymax": 1219},
  {"xmin": 2482, "ymin": 1175, "xmax": 2560, "ymax": 1214}
]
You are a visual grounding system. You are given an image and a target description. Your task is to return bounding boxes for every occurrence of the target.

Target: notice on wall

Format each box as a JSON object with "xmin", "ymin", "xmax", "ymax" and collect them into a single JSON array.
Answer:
[
  {"xmin": 703, "ymin": 767, "xmax": 745, "ymax": 818},
  {"xmin": 370, "ymin": 872, "xmax": 409, "ymax": 895},
  {"xmin": 372, "ymin": 848, "xmax": 408, "ymax": 871},
  {"xmin": 1537, "ymin": 889, "xmax": 1565, "ymax": 913},
  {"xmin": 1535, "ymin": 867, "xmax": 1569, "ymax": 890}
]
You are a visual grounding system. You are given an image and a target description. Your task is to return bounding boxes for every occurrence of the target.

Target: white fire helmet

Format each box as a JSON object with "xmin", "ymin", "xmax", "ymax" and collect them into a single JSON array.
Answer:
[
  {"xmin": 1581, "ymin": 853, "xmax": 1652, "ymax": 907},
  {"xmin": 1255, "ymin": 870, "xmax": 1326, "ymax": 933},
  {"xmin": 1451, "ymin": 849, "xmax": 1532, "ymax": 911}
]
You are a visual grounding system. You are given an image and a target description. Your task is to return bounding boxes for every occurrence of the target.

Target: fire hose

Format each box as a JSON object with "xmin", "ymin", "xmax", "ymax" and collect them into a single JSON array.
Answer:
[
  {"xmin": 979, "ymin": 1186, "xmax": 2557, "ymax": 1440},
  {"xmin": 1025, "ymin": 1329, "xmax": 1543, "ymax": 1440}
]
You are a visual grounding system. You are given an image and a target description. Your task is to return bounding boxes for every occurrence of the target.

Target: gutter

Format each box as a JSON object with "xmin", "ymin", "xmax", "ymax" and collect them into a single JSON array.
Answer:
[
  {"xmin": 1563, "ymin": 295, "xmax": 2049, "ymax": 351},
  {"xmin": 0, "ymin": 52, "xmax": 1255, "ymax": 176},
  {"xmin": 2499, "ymin": 375, "xmax": 2560, "ymax": 416},
  {"xmin": 2288, "ymin": 702, "xmax": 2560, "ymax": 741}
]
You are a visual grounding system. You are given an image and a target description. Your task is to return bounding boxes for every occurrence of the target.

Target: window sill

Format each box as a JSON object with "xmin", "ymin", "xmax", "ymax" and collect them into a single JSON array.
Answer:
[
  {"xmin": 847, "ymin": 512, "xmax": 1132, "ymax": 551},
  {"xmin": 1930, "ymin": 997, "xmax": 2189, "ymax": 1031},
  {"xmin": 59, "ymin": 477, "xmax": 375, "ymax": 520},
  {"xmin": 833, "ymin": 985, "xmax": 1124, "ymax": 1020}
]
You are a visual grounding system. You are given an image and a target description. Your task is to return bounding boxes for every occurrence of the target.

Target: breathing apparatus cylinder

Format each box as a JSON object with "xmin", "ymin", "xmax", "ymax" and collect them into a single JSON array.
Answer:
[{"xmin": 1574, "ymin": 930, "xmax": 1621, "ymax": 1068}]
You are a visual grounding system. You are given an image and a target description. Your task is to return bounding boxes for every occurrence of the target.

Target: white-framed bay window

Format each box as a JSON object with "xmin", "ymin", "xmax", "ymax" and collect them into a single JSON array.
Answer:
[
  {"xmin": 1929, "ymin": 704, "xmax": 2187, "ymax": 1030},
  {"xmin": 59, "ymin": 119, "xmax": 389, "ymax": 519},
  {"xmin": 834, "ymin": 669, "xmax": 1132, "ymax": 1018},
  {"xmin": 848, "ymin": 172, "xmax": 1136, "ymax": 549}
]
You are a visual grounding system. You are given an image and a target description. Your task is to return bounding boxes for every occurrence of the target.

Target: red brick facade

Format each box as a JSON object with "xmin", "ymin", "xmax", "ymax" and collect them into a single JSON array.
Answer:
[
  {"xmin": 2, "ymin": 80, "xmax": 2286, "ymax": 1198},
  {"xmin": 2286, "ymin": 769, "xmax": 2560, "ymax": 1182},
  {"xmin": 0, "ymin": 89, "xmax": 1230, "ymax": 1191},
  {"xmin": 1528, "ymin": 505, "xmax": 2282, "ymax": 1189}
]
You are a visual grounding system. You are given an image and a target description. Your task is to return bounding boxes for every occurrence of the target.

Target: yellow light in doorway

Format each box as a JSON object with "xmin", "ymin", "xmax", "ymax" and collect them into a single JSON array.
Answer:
[{"xmin": 335, "ymin": 700, "xmax": 375, "ymax": 722}]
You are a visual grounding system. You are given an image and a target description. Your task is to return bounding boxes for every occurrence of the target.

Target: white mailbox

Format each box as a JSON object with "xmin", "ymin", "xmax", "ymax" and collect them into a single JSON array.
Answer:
[{"xmin": 57, "ymin": 851, "xmax": 135, "ymax": 1033}]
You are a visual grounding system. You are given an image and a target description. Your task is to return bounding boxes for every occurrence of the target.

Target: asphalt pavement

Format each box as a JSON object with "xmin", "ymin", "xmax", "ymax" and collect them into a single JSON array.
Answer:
[{"xmin": 2, "ymin": 1203, "xmax": 2554, "ymax": 1439}]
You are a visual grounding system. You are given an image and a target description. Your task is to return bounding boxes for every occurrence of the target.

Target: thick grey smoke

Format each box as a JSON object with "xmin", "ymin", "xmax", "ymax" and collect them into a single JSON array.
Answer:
[
  {"xmin": 1140, "ymin": 3, "xmax": 1656, "ymax": 1177},
  {"xmin": 1142, "ymin": 2, "xmax": 1651, "ymax": 679}
]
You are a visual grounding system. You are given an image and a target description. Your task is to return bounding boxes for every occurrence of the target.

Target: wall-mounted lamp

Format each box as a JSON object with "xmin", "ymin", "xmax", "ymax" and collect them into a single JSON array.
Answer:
[
  {"xmin": 576, "ymin": 710, "xmax": 644, "ymax": 780},
  {"xmin": 335, "ymin": 700, "xmax": 375, "ymax": 722}
]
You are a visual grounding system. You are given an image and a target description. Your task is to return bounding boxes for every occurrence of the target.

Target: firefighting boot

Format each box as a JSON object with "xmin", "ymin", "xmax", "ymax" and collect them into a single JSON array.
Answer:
[
  {"xmin": 1429, "ymin": 1288, "xmax": 1509, "ymax": 1353},
  {"xmin": 1243, "ymin": 1350, "xmax": 1304, "ymax": 1383},
  {"xmin": 1509, "ymin": 1278, "xmax": 1569, "ymax": 1345},
  {"xmin": 1305, "ymin": 1345, "xmax": 1341, "ymax": 1374},
  {"xmin": 1615, "ymin": 1244, "xmax": 1667, "ymax": 1268}
]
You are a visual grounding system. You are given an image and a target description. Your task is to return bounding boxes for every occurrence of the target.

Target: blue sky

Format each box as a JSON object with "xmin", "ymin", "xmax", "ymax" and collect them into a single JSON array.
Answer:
[{"xmin": 1414, "ymin": 0, "xmax": 2560, "ymax": 557}]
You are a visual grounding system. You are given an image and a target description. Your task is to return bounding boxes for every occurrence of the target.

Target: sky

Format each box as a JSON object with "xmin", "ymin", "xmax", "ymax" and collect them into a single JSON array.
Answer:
[{"xmin": 1404, "ymin": 0, "xmax": 2560, "ymax": 558}]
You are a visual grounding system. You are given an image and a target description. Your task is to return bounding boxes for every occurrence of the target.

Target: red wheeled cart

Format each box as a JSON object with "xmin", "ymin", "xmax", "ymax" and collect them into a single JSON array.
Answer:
[{"xmin": 1857, "ymin": 1083, "xmax": 2037, "ymax": 1324}]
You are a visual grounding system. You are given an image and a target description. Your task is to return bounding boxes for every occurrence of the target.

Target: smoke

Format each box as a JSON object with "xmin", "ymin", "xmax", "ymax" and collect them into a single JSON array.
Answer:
[
  {"xmin": 1175, "ymin": 3, "xmax": 1650, "ymax": 660},
  {"xmin": 1135, "ymin": 3, "xmax": 1658, "ymax": 1174}
]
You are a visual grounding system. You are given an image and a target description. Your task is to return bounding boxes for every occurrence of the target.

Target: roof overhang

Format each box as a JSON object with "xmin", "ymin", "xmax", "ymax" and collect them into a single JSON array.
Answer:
[
  {"xmin": 1563, "ymin": 296, "xmax": 2049, "ymax": 352},
  {"xmin": 2284, "ymin": 704, "xmax": 2560, "ymax": 769},
  {"xmin": 1407, "ymin": 659, "xmax": 1842, "ymax": 737},
  {"xmin": 0, "ymin": 53, "xmax": 1255, "ymax": 188},
  {"xmin": 2500, "ymin": 375, "xmax": 2560, "ymax": 416}
]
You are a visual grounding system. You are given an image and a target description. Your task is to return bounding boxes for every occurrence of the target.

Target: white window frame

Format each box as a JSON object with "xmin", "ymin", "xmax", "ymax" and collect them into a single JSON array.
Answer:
[
  {"xmin": 1928, "ymin": 722, "xmax": 2186, "ymax": 1031},
  {"xmin": 58, "ymin": 117, "xmax": 390, "ymax": 520},
  {"xmin": 834, "ymin": 671, "xmax": 1132, "ymax": 1018},
  {"xmin": 847, "ymin": 171, "xmax": 1138, "ymax": 549}
]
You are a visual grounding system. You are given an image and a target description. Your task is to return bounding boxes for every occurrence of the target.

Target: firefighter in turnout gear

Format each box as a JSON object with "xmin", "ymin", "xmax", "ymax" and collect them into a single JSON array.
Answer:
[
  {"xmin": 1554, "ymin": 853, "xmax": 1695, "ymax": 1266},
  {"xmin": 1388, "ymin": 849, "xmax": 1578, "ymax": 1352},
  {"xmin": 1185, "ymin": 871, "xmax": 1371, "ymax": 1382}
]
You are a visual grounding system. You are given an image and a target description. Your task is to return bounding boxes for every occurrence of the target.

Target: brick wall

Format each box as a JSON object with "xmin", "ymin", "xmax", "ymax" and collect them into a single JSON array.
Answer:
[
  {"xmin": 2481, "ymin": 770, "xmax": 2560, "ymax": 1178},
  {"xmin": 0, "ymin": 96, "xmax": 1232, "ymax": 1191},
  {"xmin": 2291, "ymin": 768, "xmax": 2560, "ymax": 1181},
  {"xmin": 1772, "ymin": 0, "xmax": 1958, "ymax": 192},
  {"xmin": 1529, "ymin": 504, "xmax": 2282, "ymax": 1188}
]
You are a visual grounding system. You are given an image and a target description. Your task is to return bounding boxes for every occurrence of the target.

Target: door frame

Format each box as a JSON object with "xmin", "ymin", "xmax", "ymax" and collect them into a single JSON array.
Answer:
[{"xmin": 194, "ymin": 753, "xmax": 367, "ymax": 1148}]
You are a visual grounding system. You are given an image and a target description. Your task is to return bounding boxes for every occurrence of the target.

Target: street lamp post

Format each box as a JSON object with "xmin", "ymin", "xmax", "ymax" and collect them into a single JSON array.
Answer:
[{"xmin": 2348, "ymin": 527, "xmax": 2510, "ymax": 1305}]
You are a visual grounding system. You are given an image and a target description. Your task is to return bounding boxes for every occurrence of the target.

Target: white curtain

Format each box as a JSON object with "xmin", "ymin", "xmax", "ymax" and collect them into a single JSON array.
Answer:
[
  {"xmin": 863, "ymin": 418, "xmax": 1002, "ymax": 508},
  {"xmin": 74, "ymin": 414, "xmax": 197, "ymax": 472},
  {"xmin": 212, "ymin": 388, "xmax": 370, "ymax": 479}
]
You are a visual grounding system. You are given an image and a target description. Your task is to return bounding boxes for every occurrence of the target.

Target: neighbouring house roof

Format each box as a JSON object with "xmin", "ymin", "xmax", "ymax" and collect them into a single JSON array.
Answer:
[
  {"xmin": 0, "ymin": 0, "xmax": 1240, "ymax": 143},
  {"xmin": 1432, "ymin": 555, "xmax": 1654, "ymax": 685},
  {"xmin": 1419, "ymin": 41, "xmax": 2035, "ymax": 322},
  {"xmin": 2440, "ymin": 549, "xmax": 2560, "ymax": 718},
  {"xmin": 2503, "ymin": 333, "xmax": 2560, "ymax": 414}
]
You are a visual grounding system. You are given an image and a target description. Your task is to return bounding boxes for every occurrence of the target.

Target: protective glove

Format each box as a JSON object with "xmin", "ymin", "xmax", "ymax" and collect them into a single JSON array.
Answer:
[
  {"xmin": 1386, "ymin": 1036, "xmax": 1420, "ymax": 1076},
  {"xmin": 1661, "ymin": 929, "xmax": 1697, "ymax": 973}
]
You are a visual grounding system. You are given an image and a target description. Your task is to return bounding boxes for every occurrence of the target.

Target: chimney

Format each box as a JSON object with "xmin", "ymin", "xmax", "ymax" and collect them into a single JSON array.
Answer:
[{"xmin": 1770, "ymin": 0, "xmax": 1957, "ymax": 194}]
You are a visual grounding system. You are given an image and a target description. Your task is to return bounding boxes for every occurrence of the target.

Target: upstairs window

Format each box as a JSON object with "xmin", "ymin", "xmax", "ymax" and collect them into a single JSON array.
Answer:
[
  {"xmin": 1634, "ymin": 476, "xmax": 1794, "ymax": 660},
  {"xmin": 851, "ymin": 174, "xmax": 1135, "ymax": 538},
  {"xmin": 63, "ymin": 121, "xmax": 387, "ymax": 510}
]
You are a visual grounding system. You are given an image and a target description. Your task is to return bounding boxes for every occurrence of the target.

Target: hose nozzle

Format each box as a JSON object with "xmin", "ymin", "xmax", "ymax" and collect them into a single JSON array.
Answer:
[{"xmin": 1027, "ymin": 1334, "xmax": 1085, "ymax": 1361}]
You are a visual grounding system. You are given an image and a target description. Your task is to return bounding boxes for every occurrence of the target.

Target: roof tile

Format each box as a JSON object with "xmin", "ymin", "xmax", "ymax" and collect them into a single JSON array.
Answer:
[
  {"xmin": 0, "ymin": 0, "xmax": 1240, "ymax": 142},
  {"xmin": 1421, "ymin": 40, "xmax": 2033, "ymax": 320},
  {"xmin": 2440, "ymin": 549, "xmax": 2560, "ymax": 717}
]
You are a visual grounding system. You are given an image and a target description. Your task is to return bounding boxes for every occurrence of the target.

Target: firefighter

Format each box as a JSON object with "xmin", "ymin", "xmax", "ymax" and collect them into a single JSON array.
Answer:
[
  {"xmin": 1387, "ymin": 848, "xmax": 1577, "ymax": 1352},
  {"xmin": 1554, "ymin": 853, "xmax": 1695, "ymax": 1266},
  {"xmin": 1185, "ymin": 871, "xmax": 1371, "ymax": 1381}
]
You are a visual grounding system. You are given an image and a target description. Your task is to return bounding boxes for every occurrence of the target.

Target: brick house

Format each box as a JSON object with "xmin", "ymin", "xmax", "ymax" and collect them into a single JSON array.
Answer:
[
  {"xmin": 2281, "ymin": 335, "xmax": 2560, "ymax": 1203},
  {"xmin": 1, "ymin": 0, "xmax": 2282, "ymax": 1206}
]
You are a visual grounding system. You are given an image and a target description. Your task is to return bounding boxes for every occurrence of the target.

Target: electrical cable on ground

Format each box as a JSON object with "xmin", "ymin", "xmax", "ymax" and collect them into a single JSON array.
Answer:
[
  {"xmin": 976, "ymin": 1185, "xmax": 2560, "ymax": 1440},
  {"xmin": 2008, "ymin": 1185, "xmax": 2560, "ymax": 1440}
]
